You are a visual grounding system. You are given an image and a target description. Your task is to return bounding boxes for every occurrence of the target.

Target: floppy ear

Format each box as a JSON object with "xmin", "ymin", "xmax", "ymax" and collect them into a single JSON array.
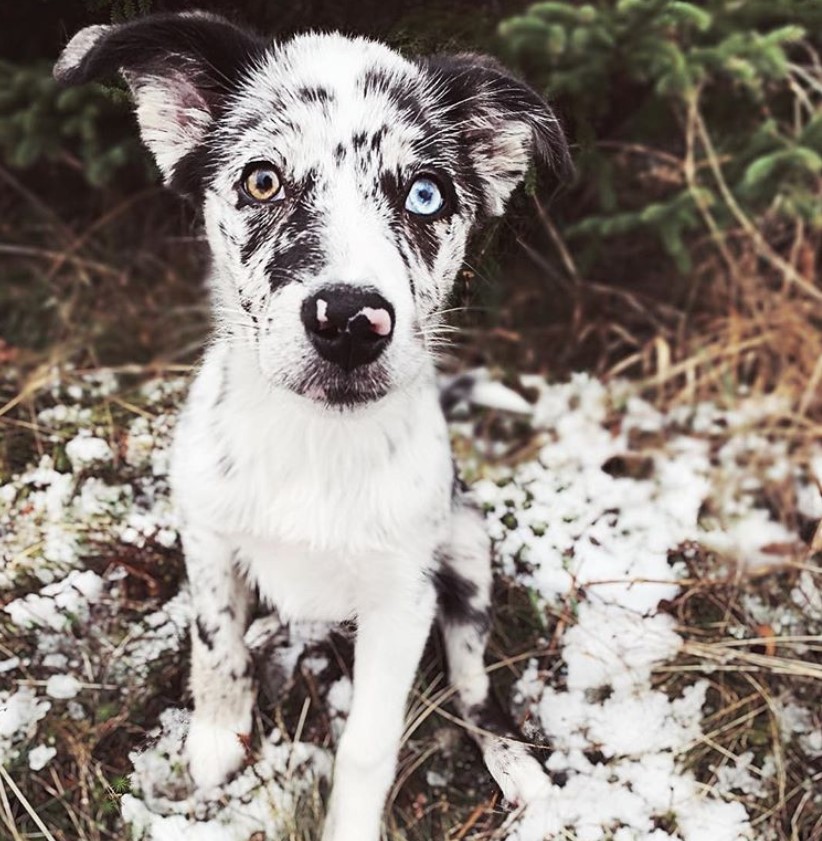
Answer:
[
  {"xmin": 424, "ymin": 54, "xmax": 572, "ymax": 216},
  {"xmin": 53, "ymin": 12, "xmax": 265, "ymax": 191}
]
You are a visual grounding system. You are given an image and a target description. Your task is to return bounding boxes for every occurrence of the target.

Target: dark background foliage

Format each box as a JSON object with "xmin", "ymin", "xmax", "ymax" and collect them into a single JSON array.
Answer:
[{"xmin": 1, "ymin": 0, "xmax": 820, "ymax": 412}]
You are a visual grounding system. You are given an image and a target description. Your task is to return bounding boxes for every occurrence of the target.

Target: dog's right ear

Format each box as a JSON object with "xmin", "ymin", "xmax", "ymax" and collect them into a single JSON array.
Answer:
[
  {"xmin": 54, "ymin": 12, "xmax": 265, "ymax": 191},
  {"xmin": 422, "ymin": 54, "xmax": 572, "ymax": 217}
]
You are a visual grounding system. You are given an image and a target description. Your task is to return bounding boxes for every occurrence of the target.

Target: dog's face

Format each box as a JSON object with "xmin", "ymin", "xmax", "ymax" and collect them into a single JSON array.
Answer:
[{"xmin": 55, "ymin": 13, "xmax": 570, "ymax": 407}]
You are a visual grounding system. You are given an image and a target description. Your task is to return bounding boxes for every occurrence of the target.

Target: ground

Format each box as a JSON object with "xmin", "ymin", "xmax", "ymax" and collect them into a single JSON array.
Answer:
[{"xmin": 1, "ymin": 366, "xmax": 820, "ymax": 841}]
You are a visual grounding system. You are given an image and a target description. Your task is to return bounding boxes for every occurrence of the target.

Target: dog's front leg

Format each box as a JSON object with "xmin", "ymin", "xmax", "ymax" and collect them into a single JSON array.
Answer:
[
  {"xmin": 322, "ymin": 582, "xmax": 437, "ymax": 841},
  {"xmin": 182, "ymin": 528, "xmax": 255, "ymax": 791}
]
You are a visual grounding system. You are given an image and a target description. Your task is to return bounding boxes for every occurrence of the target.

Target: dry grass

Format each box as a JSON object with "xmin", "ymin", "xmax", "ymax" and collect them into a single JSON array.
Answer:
[
  {"xmin": 661, "ymin": 547, "xmax": 822, "ymax": 841},
  {"xmin": 1, "ymin": 363, "xmax": 821, "ymax": 840}
]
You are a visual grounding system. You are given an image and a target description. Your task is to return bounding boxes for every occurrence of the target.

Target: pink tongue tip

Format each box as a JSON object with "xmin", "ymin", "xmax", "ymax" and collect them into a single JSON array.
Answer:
[
  {"xmin": 360, "ymin": 307, "xmax": 392, "ymax": 337},
  {"xmin": 360, "ymin": 307, "xmax": 391, "ymax": 336}
]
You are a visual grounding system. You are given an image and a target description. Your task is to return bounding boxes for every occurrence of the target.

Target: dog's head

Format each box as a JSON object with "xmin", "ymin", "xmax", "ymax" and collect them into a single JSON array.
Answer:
[{"xmin": 55, "ymin": 12, "xmax": 570, "ymax": 408}]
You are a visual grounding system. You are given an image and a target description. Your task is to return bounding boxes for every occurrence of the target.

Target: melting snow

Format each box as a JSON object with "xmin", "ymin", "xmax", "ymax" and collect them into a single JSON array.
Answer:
[
  {"xmin": 121, "ymin": 708, "xmax": 331, "ymax": 841},
  {"xmin": 65, "ymin": 433, "xmax": 114, "ymax": 468},
  {"xmin": 1, "ymin": 368, "xmax": 820, "ymax": 840},
  {"xmin": 474, "ymin": 375, "xmax": 772, "ymax": 840},
  {"xmin": 45, "ymin": 674, "xmax": 82, "ymax": 699},
  {"xmin": 0, "ymin": 687, "xmax": 51, "ymax": 765},
  {"xmin": 28, "ymin": 743, "xmax": 57, "ymax": 771}
]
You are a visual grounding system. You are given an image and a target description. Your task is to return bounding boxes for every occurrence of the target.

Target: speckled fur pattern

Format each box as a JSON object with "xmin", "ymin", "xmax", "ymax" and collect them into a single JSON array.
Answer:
[{"xmin": 54, "ymin": 13, "xmax": 569, "ymax": 840}]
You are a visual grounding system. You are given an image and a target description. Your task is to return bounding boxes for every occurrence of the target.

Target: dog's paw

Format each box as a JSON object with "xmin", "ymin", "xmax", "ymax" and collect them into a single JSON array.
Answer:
[
  {"xmin": 185, "ymin": 717, "xmax": 248, "ymax": 792},
  {"xmin": 484, "ymin": 743, "xmax": 553, "ymax": 806}
]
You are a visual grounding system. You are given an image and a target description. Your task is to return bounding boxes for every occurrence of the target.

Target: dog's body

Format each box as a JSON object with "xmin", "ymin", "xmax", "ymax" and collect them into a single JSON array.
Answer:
[{"xmin": 55, "ymin": 14, "xmax": 570, "ymax": 840}]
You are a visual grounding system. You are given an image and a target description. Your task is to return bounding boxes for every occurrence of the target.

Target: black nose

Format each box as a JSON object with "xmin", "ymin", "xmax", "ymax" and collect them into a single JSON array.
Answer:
[{"xmin": 301, "ymin": 285, "xmax": 395, "ymax": 371}]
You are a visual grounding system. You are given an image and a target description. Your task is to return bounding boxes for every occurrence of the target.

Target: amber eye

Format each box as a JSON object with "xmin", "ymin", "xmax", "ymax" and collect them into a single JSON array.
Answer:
[{"xmin": 241, "ymin": 162, "xmax": 283, "ymax": 203}]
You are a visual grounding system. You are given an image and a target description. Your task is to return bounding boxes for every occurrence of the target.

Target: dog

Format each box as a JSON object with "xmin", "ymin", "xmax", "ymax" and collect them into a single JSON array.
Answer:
[{"xmin": 54, "ymin": 13, "xmax": 571, "ymax": 841}]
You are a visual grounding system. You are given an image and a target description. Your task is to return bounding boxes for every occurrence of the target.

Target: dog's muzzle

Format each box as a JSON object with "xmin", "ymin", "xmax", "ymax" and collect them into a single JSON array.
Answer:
[{"xmin": 301, "ymin": 285, "xmax": 394, "ymax": 372}]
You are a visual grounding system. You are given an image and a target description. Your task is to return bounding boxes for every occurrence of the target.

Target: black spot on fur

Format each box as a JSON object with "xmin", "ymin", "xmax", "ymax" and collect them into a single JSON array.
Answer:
[
  {"xmin": 260, "ymin": 169, "xmax": 324, "ymax": 288},
  {"xmin": 298, "ymin": 85, "xmax": 333, "ymax": 104},
  {"xmin": 393, "ymin": 236, "xmax": 413, "ymax": 270},
  {"xmin": 430, "ymin": 561, "xmax": 491, "ymax": 634},
  {"xmin": 379, "ymin": 168, "xmax": 401, "ymax": 205},
  {"xmin": 404, "ymin": 215, "xmax": 441, "ymax": 272},
  {"xmin": 195, "ymin": 617, "xmax": 215, "ymax": 651},
  {"xmin": 265, "ymin": 222, "xmax": 323, "ymax": 290},
  {"xmin": 390, "ymin": 87, "xmax": 426, "ymax": 128},
  {"xmin": 240, "ymin": 214, "xmax": 275, "ymax": 265},
  {"xmin": 301, "ymin": 167, "xmax": 319, "ymax": 199},
  {"xmin": 170, "ymin": 141, "xmax": 216, "ymax": 199},
  {"xmin": 361, "ymin": 67, "xmax": 392, "ymax": 97},
  {"xmin": 370, "ymin": 125, "xmax": 388, "ymax": 152},
  {"xmin": 334, "ymin": 142, "xmax": 346, "ymax": 164}
]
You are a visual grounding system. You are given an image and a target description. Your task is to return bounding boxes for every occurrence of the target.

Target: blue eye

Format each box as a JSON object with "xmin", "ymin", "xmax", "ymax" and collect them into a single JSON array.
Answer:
[{"xmin": 405, "ymin": 176, "xmax": 445, "ymax": 216}]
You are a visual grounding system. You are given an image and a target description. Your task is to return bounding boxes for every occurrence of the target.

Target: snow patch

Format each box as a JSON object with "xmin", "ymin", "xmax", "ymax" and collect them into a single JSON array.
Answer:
[
  {"xmin": 122, "ymin": 708, "xmax": 332, "ymax": 841},
  {"xmin": 46, "ymin": 674, "xmax": 82, "ymax": 700},
  {"xmin": 0, "ymin": 687, "xmax": 51, "ymax": 765},
  {"xmin": 28, "ymin": 743, "xmax": 57, "ymax": 771},
  {"xmin": 65, "ymin": 433, "xmax": 113, "ymax": 469},
  {"xmin": 5, "ymin": 569, "xmax": 104, "ymax": 631}
]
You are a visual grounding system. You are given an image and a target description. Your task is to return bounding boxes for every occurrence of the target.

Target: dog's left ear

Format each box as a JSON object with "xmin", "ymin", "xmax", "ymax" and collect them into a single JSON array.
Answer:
[
  {"xmin": 53, "ymin": 12, "xmax": 265, "ymax": 190},
  {"xmin": 423, "ymin": 54, "xmax": 573, "ymax": 216}
]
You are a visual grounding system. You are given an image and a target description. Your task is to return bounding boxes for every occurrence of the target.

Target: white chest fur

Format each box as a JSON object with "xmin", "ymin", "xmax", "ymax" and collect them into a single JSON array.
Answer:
[{"xmin": 169, "ymin": 343, "xmax": 454, "ymax": 621}]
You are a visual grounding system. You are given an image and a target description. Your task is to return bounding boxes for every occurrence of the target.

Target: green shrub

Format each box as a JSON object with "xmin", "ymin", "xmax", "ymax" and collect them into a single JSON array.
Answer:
[
  {"xmin": 0, "ymin": 2, "xmax": 156, "ymax": 186},
  {"xmin": 85, "ymin": 0, "xmax": 153, "ymax": 23},
  {"xmin": 499, "ymin": 0, "xmax": 822, "ymax": 278},
  {"xmin": 0, "ymin": 61, "xmax": 148, "ymax": 187}
]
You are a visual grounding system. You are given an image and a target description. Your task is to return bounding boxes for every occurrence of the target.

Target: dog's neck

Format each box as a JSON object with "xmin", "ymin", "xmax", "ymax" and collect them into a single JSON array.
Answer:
[{"xmin": 188, "ymin": 336, "xmax": 449, "ymax": 524}]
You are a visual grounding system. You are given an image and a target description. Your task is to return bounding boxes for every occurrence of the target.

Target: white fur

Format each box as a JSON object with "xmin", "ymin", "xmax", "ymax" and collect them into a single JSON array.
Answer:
[
  {"xmin": 172, "ymin": 346, "xmax": 454, "ymax": 841},
  {"xmin": 131, "ymin": 71, "xmax": 213, "ymax": 179},
  {"xmin": 52, "ymin": 24, "xmax": 112, "ymax": 78}
]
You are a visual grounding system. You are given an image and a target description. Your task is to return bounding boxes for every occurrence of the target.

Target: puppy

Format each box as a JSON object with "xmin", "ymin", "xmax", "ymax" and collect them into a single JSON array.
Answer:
[{"xmin": 54, "ymin": 13, "xmax": 570, "ymax": 841}]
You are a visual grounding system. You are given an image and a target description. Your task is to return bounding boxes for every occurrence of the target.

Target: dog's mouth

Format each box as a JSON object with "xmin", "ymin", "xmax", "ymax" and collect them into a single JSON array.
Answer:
[{"xmin": 292, "ymin": 361, "xmax": 392, "ymax": 408}]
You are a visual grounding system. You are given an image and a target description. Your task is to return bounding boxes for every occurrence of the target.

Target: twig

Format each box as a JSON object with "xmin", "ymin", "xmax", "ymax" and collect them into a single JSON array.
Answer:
[
  {"xmin": 0, "ymin": 771, "xmax": 25, "ymax": 841},
  {"xmin": 684, "ymin": 90, "xmax": 740, "ymax": 285},
  {"xmin": 0, "ymin": 244, "xmax": 121, "ymax": 278},
  {"xmin": 691, "ymin": 96, "xmax": 822, "ymax": 303},
  {"xmin": 286, "ymin": 696, "xmax": 311, "ymax": 779},
  {"xmin": 532, "ymin": 195, "xmax": 581, "ymax": 286},
  {"xmin": 0, "ymin": 764, "xmax": 59, "ymax": 841}
]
